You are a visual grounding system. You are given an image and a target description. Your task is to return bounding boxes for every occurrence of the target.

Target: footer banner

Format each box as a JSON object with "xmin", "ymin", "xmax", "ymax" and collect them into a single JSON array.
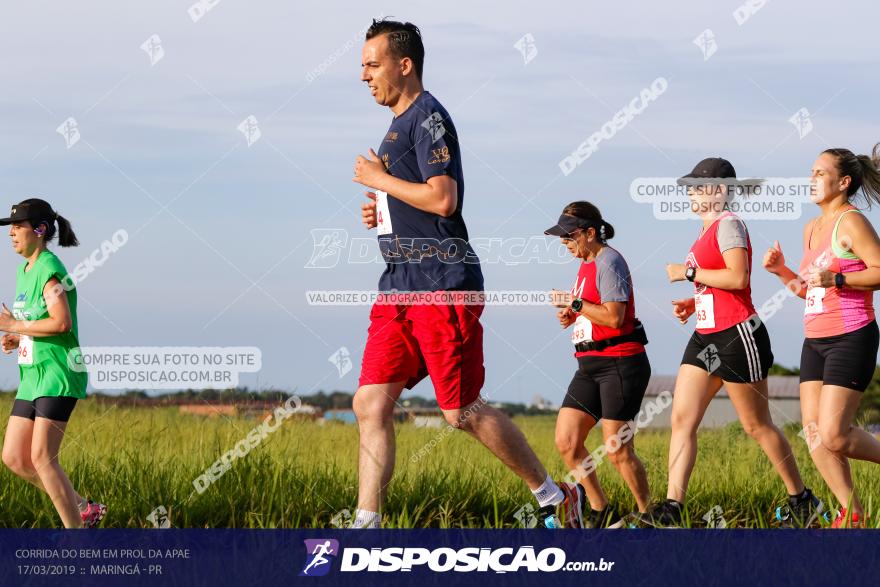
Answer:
[{"xmin": 2, "ymin": 529, "xmax": 876, "ymax": 585}]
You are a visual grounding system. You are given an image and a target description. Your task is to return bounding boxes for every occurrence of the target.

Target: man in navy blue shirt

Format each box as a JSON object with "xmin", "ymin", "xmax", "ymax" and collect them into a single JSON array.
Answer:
[{"xmin": 349, "ymin": 18, "xmax": 575, "ymax": 529}]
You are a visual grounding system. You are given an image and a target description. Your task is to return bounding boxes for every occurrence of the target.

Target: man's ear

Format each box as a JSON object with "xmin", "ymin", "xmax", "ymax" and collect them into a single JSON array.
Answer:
[{"xmin": 400, "ymin": 56, "xmax": 414, "ymax": 77}]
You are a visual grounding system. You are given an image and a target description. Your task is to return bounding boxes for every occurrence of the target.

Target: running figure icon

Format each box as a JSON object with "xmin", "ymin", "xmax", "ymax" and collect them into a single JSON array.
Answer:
[{"xmin": 302, "ymin": 541, "xmax": 335, "ymax": 575}]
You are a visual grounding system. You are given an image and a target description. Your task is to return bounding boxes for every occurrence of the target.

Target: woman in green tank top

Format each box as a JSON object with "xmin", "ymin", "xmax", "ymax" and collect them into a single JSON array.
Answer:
[{"xmin": 0, "ymin": 198, "xmax": 106, "ymax": 528}]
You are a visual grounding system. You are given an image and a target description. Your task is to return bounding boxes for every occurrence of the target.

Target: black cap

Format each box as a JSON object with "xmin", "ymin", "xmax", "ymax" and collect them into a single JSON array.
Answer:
[
  {"xmin": 0, "ymin": 199, "xmax": 57, "ymax": 226},
  {"xmin": 544, "ymin": 214, "xmax": 600, "ymax": 238},
  {"xmin": 677, "ymin": 157, "xmax": 737, "ymax": 186}
]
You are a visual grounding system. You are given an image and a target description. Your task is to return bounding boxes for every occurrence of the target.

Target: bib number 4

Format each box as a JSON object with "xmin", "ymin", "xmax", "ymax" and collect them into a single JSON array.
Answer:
[{"xmin": 375, "ymin": 190, "xmax": 393, "ymax": 236}]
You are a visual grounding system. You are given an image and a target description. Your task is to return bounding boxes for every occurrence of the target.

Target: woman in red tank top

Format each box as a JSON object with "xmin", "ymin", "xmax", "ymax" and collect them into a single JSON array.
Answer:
[
  {"xmin": 638, "ymin": 158, "xmax": 816, "ymax": 528},
  {"xmin": 763, "ymin": 145, "xmax": 880, "ymax": 527},
  {"xmin": 545, "ymin": 201, "xmax": 652, "ymax": 528}
]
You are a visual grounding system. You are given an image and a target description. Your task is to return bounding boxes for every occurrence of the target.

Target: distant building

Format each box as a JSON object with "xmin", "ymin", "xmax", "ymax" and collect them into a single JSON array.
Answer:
[
  {"xmin": 179, "ymin": 402, "xmax": 320, "ymax": 420},
  {"xmin": 179, "ymin": 404, "xmax": 237, "ymax": 417},
  {"xmin": 529, "ymin": 395, "xmax": 556, "ymax": 411},
  {"xmin": 412, "ymin": 416, "xmax": 445, "ymax": 428}
]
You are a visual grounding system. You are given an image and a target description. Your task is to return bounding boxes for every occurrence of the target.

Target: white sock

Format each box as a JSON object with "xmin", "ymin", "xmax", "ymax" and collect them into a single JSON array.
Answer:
[
  {"xmin": 531, "ymin": 474, "xmax": 564, "ymax": 508},
  {"xmin": 351, "ymin": 509, "xmax": 381, "ymax": 529}
]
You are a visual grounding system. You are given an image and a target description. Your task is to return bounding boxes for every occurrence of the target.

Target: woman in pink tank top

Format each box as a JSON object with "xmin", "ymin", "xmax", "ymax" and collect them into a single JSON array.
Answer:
[{"xmin": 763, "ymin": 144, "xmax": 880, "ymax": 527}]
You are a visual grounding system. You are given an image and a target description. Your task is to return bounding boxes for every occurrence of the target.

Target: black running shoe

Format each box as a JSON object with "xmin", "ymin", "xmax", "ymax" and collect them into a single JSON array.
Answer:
[
  {"xmin": 536, "ymin": 504, "xmax": 563, "ymax": 529},
  {"xmin": 584, "ymin": 505, "xmax": 624, "ymax": 529},
  {"xmin": 634, "ymin": 499, "xmax": 683, "ymax": 528},
  {"xmin": 776, "ymin": 488, "xmax": 824, "ymax": 528}
]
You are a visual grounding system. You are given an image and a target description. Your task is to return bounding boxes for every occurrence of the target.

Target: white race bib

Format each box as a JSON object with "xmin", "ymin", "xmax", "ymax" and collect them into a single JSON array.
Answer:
[
  {"xmin": 570, "ymin": 315, "xmax": 593, "ymax": 345},
  {"xmin": 804, "ymin": 287, "xmax": 825, "ymax": 316},
  {"xmin": 375, "ymin": 190, "xmax": 393, "ymax": 235},
  {"xmin": 695, "ymin": 293, "xmax": 716, "ymax": 329},
  {"xmin": 18, "ymin": 335, "xmax": 33, "ymax": 365}
]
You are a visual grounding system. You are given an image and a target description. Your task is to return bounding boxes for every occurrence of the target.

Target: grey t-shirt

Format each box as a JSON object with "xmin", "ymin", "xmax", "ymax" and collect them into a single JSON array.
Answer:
[
  {"xmin": 717, "ymin": 216, "xmax": 749, "ymax": 253},
  {"xmin": 595, "ymin": 247, "xmax": 631, "ymax": 303}
]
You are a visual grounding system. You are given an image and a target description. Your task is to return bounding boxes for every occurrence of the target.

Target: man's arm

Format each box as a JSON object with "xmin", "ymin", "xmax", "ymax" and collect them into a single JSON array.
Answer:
[{"xmin": 353, "ymin": 148, "xmax": 458, "ymax": 217}]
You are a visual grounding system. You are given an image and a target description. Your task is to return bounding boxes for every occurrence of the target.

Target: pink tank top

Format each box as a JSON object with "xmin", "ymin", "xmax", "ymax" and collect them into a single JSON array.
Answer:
[{"xmin": 799, "ymin": 207, "xmax": 874, "ymax": 338}]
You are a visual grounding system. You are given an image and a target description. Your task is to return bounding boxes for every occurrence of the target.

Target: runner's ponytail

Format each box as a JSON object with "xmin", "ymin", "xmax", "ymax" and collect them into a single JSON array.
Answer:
[
  {"xmin": 823, "ymin": 143, "xmax": 880, "ymax": 208},
  {"xmin": 599, "ymin": 220, "xmax": 615, "ymax": 241},
  {"xmin": 55, "ymin": 214, "xmax": 79, "ymax": 247},
  {"xmin": 855, "ymin": 144, "xmax": 880, "ymax": 207}
]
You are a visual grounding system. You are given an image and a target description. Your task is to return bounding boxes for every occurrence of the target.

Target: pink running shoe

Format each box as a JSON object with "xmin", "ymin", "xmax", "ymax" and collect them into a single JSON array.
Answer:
[
  {"xmin": 81, "ymin": 500, "xmax": 107, "ymax": 528},
  {"xmin": 831, "ymin": 507, "xmax": 863, "ymax": 528}
]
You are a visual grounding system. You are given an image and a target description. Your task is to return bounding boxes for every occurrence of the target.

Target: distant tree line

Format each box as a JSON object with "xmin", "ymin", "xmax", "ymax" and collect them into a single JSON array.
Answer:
[{"xmin": 0, "ymin": 366, "xmax": 876, "ymax": 422}]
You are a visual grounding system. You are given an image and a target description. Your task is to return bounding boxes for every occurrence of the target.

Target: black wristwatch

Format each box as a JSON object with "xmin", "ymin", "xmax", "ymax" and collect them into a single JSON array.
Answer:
[
  {"xmin": 685, "ymin": 267, "xmax": 697, "ymax": 282},
  {"xmin": 834, "ymin": 272, "xmax": 845, "ymax": 289},
  {"xmin": 570, "ymin": 298, "xmax": 583, "ymax": 313}
]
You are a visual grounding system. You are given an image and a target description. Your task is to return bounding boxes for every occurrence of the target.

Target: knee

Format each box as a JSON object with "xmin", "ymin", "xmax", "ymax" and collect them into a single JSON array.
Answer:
[
  {"xmin": 670, "ymin": 411, "xmax": 697, "ymax": 436},
  {"xmin": 442, "ymin": 409, "xmax": 474, "ymax": 431},
  {"xmin": 442, "ymin": 400, "xmax": 489, "ymax": 431},
  {"xmin": 607, "ymin": 445, "xmax": 636, "ymax": 467},
  {"xmin": 30, "ymin": 445, "xmax": 55, "ymax": 470},
  {"xmin": 819, "ymin": 425, "xmax": 849, "ymax": 453},
  {"xmin": 2, "ymin": 449, "xmax": 34, "ymax": 477},
  {"xmin": 352, "ymin": 389, "xmax": 392, "ymax": 425},
  {"xmin": 554, "ymin": 434, "xmax": 581, "ymax": 459},
  {"xmin": 740, "ymin": 419, "xmax": 768, "ymax": 440}
]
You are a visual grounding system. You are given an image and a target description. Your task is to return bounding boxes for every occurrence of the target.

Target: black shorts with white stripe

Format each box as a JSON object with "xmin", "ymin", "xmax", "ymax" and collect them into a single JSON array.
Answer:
[{"xmin": 680, "ymin": 316, "xmax": 773, "ymax": 383}]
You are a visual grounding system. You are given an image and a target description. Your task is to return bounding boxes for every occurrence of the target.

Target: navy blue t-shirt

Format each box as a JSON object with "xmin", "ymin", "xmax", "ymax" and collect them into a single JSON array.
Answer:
[{"xmin": 374, "ymin": 91, "xmax": 484, "ymax": 292}]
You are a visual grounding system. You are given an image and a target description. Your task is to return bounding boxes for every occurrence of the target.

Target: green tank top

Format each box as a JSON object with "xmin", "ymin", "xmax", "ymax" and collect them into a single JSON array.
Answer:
[
  {"xmin": 831, "ymin": 208, "xmax": 861, "ymax": 260},
  {"xmin": 13, "ymin": 250, "xmax": 87, "ymax": 400}
]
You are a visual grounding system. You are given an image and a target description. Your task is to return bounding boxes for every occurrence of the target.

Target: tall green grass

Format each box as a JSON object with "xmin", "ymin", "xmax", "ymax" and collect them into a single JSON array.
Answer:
[{"xmin": 0, "ymin": 398, "xmax": 876, "ymax": 528}]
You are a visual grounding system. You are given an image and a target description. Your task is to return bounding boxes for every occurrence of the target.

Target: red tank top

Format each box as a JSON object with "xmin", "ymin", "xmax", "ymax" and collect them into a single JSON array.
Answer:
[
  {"xmin": 570, "ymin": 247, "xmax": 645, "ymax": 358},
  {"xmin": 686, "ymin": 213, "xmax": 756, "ymax": 334}
]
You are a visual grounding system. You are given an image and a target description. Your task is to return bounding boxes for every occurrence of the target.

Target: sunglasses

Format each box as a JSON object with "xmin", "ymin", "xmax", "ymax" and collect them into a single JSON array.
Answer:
[{"xmin": 560, "ymin": 229, "xmax": 584, "ymax": 243}]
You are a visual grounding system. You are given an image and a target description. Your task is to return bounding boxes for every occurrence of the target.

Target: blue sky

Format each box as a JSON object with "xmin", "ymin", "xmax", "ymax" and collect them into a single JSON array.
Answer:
[{"xmin": 0, "ymin": 1, "xmax": 878, "ymax": 403}]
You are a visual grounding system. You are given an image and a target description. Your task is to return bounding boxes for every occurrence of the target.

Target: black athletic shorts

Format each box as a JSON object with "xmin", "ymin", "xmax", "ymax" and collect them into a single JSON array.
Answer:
[
  {"xmin": 10, "ymin": 397, "xmax": 78, "ymax": 422},
  {"xmin": 800, "ymin": 321, "xmax": 879, "ymax": 392},
  {"xmin": 681, "ymin": 316, "xmax": 773, "ymax": 383},
  {"xmin": 562, "ymin": 352, "xmax": 651, "ymax": 421}
]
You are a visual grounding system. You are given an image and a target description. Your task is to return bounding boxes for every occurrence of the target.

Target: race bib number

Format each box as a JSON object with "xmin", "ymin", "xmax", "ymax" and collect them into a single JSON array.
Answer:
[
  {"xmin": 804, "ymin": 287, "xmax": 825, "ymax": 316},
  {"xmin": 375, "ymin": 190, "xmax": 393, "ymax": 236},
  {"xmin": 695, "ymin": 293, "xmax": 715, "ymax": 329},
  {"xmin": 18, "ymin": 335, "xmax": 33, "ymax": 365},
  {"xmin": 570, "ymin": 315, "xmax": 593, "ymax": 345}
]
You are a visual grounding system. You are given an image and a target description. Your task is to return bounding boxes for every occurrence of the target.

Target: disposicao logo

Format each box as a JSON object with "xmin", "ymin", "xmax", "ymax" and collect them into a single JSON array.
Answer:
[{"xmin": 300, "ymin": 539, "xmax": 339, "ymax": 577}]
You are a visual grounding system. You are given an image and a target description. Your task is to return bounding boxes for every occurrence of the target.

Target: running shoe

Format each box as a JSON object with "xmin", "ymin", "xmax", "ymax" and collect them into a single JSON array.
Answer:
[
  {"xmin": 81, "ymin": 500, "xmax": 107, "ymax": 528},
  {"xmin": 583, "ymin": 505, "xmax": 625, "ymax": 529},
  {"xmin": 633, "ymin": 499, "xmax": 683, "ymax": 528},
  {"xmin": 775, "ymin": 489, "xmax": 824, "ymax": 528},
  {"xmin": 831, "ymin": 507, "xmax": 864, "ymax": 529},
  {"xmin": 536, "ymin": 504, "xmax": 563, "ymax": 529},
  {"xmin": 558, "ymin": 482, "xmax": 585, "ymax": 528}
]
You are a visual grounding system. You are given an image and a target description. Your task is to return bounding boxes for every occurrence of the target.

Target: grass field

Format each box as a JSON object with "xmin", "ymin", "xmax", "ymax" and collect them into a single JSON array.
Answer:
[{"xmin": 0, "ymin": 397, "xmax": 877, "ymax": 528}]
